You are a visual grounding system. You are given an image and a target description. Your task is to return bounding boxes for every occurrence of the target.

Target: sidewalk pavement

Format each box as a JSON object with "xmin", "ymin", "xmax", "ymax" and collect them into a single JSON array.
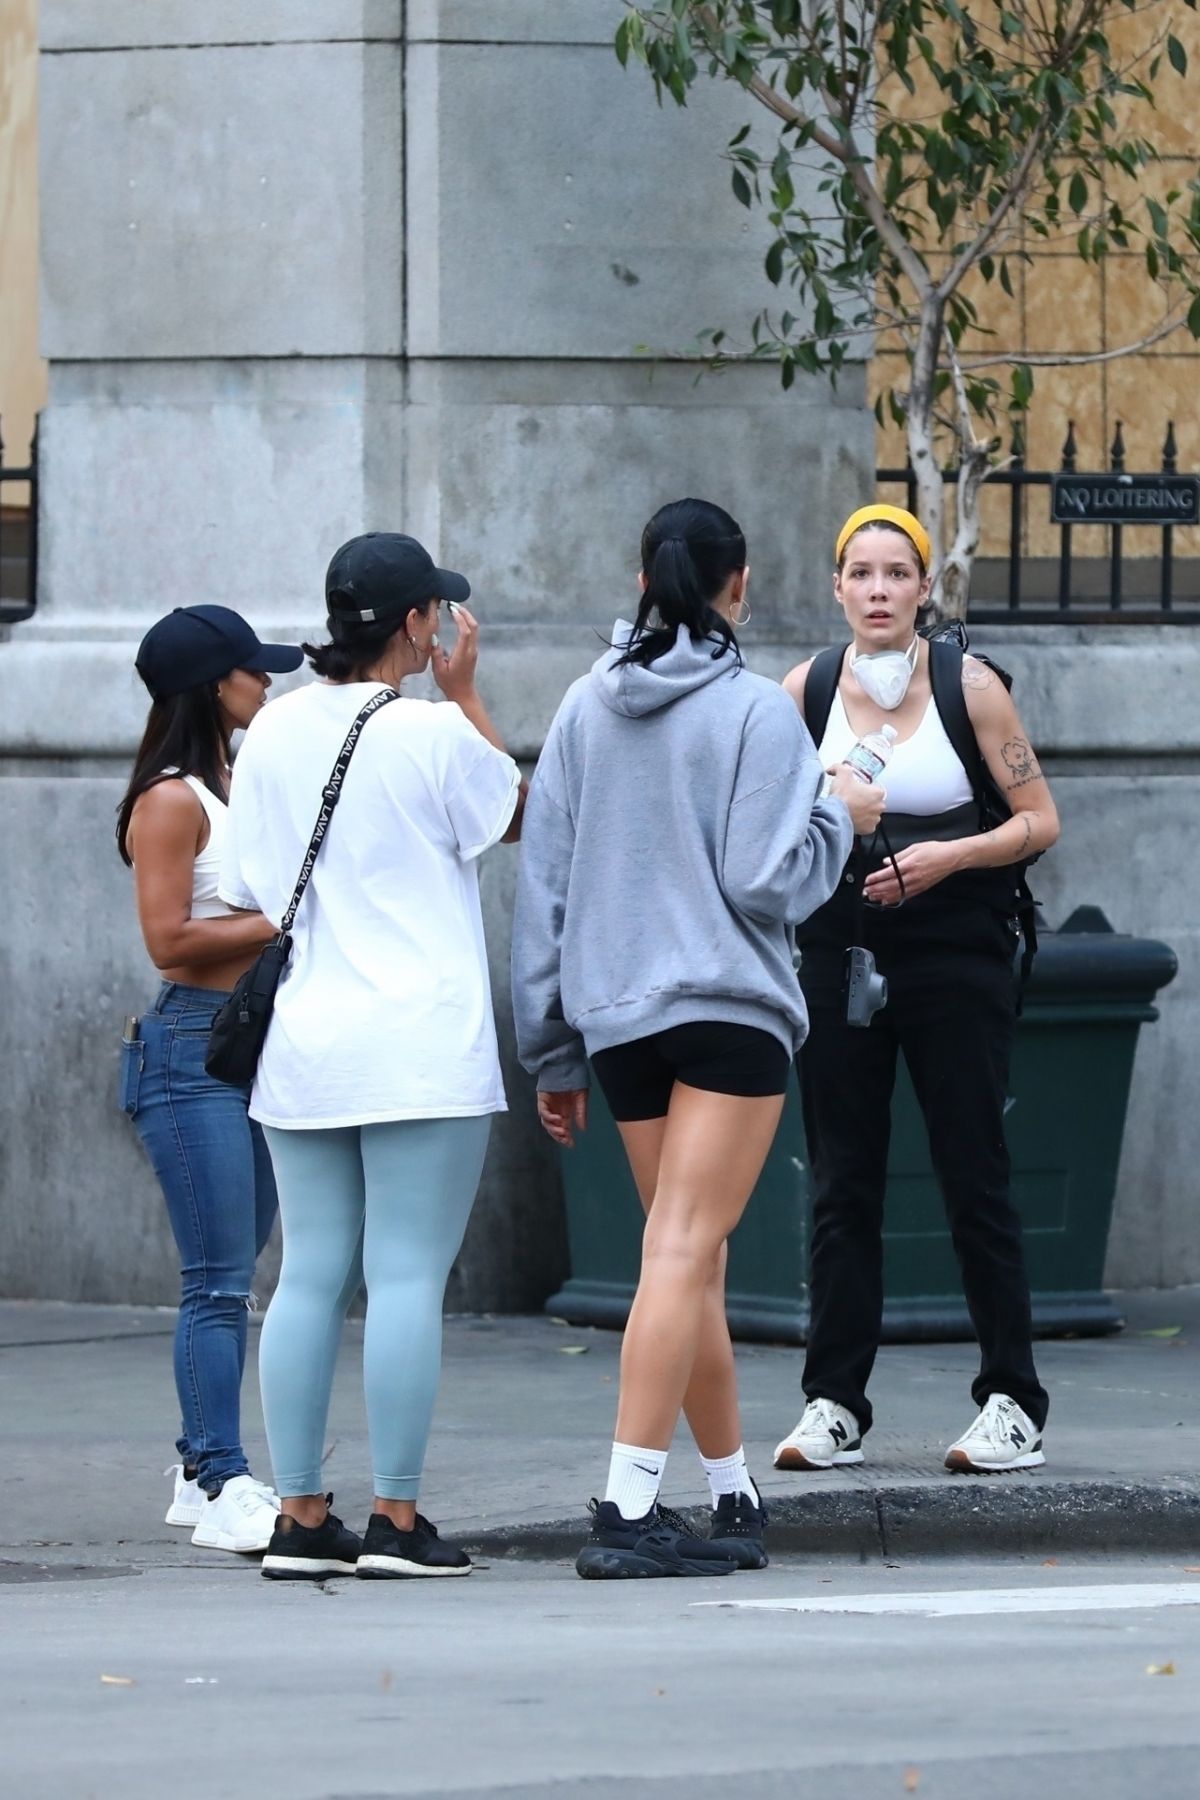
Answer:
[{"xmin": 3, "ymin": 1287, "xmax": 1199, "ymax": 1578}]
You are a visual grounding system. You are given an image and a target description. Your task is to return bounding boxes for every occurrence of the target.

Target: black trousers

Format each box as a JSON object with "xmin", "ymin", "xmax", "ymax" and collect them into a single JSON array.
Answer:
[{"xmin": 797, "ymin": 927, "xmax": 1048, "ymax": 1434}]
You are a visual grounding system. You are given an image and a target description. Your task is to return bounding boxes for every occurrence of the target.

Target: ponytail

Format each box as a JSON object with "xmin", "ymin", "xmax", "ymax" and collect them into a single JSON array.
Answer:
[{"xmin": 615, "ymin": 497, "xmax": 746, "ymax": 670}]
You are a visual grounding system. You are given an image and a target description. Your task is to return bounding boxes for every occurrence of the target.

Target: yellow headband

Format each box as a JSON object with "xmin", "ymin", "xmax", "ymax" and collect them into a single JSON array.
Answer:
[{"xmin": 836, "ymin": 505, "xmax": 931, "ymax": 572}]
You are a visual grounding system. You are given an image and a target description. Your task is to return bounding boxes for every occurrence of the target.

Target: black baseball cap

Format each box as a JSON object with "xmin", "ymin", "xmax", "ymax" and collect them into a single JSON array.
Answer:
[
  {"xmin": 135, "ymin": 605, "xmax": 304, "ymax": 702},
  {"xmin": 325, "ymin": 532, "xmax": 471, "ymax": 623}
]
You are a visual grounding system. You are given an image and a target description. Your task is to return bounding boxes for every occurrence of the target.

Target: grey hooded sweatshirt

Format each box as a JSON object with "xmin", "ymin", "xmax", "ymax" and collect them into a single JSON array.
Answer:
[{"xmin": 512, "ymin": 621, "xmax": 855, "ymax": 1091}]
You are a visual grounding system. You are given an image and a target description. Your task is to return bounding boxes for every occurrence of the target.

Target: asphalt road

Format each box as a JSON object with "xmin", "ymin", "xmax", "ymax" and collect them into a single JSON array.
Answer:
[
  {"xmin": 4, "ymin": 1552, "xmax": 1199, "ymax": 1799},
  {"xmin": 4, "ymin": 1298, "xmax": 1199, "ymax": 1797}
]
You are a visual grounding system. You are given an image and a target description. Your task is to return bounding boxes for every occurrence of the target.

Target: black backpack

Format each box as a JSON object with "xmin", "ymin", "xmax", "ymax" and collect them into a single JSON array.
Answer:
[{"xmin": 802, "ymin": 624, "xmax": 1040, "ymax": 983}]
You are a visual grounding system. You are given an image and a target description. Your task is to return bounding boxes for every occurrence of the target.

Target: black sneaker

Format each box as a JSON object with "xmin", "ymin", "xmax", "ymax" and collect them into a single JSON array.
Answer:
[
  {"xmin": 708, "ymin": 1490, "xmax": 769, "ymax": 1570},
  {"xmin": 575, "ymin": 1499, "xmax": 738, "ymax": 1580},
  {"xmin": 356, "ymin": 1512, "xmax": 472, "ymax": 1579},
  {"xmin": 260, "ymin": 1498, "xmax": 362, "ymax": 1580}
]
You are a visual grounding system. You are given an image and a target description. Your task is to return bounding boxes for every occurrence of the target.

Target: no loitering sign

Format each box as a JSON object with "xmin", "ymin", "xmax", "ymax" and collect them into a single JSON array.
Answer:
[{"xmin": 1051, "ymin": 472, "xmax": 1200, "ymax": 525}]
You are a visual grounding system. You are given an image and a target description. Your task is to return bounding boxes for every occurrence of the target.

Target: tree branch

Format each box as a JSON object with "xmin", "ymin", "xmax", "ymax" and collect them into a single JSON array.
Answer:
[
  {"xmin": 690, "ymin": 4, "xmax": 935, "ymax": 298},
  {"xmin": 962, "ymin": 307, "xmax": 1189, "ymax": 369}
]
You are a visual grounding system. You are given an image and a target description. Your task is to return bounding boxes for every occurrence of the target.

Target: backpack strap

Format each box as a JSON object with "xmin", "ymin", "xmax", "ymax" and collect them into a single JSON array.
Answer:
[
  {"xmin": 927, "ymin": 640, "xmax": 988, "ymax": 808},
  {"xmin": 801, "ymin": 645, "xmax": 848, "ymax": 747}
]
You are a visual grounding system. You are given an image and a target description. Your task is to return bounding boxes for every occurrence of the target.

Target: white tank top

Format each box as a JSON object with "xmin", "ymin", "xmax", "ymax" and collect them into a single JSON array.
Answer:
[
  {"xmin": 819, "ymin": 690, "xmax": 974, "ymax": 815},
  {"xmin": 141, "ymin": 772, "xmax": 239, "ymax": 919}
]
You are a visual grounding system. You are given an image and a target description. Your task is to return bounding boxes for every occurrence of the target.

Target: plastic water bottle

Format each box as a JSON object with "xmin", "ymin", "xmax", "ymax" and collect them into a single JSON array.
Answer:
[{"xmin": 843, "ymin": 723, "xmax": 898, "ymax": 784}]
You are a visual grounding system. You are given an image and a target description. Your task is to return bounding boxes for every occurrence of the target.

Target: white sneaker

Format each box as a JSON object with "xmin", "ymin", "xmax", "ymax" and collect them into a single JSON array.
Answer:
[
  {"xmin": 164, "ymin": 1464, "xmax": 204, "ymax": 1529},
  {"xmin": 773, "ymin": 1399, "xmax": 865, "ymax": 1470},
  {"xmin": 190, "ymin": 1474, "xmax": 281, "ymax": 1553},
  {"xmin": 944, "ymin": 1394, "xmax": 1045, "ymax": 1473}
]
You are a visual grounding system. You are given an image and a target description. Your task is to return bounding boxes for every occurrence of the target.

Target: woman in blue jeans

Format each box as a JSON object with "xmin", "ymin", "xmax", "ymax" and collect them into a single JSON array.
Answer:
[{"xmin": 117, "ymin": 604, "xmax": 303, "ymax": 1553}]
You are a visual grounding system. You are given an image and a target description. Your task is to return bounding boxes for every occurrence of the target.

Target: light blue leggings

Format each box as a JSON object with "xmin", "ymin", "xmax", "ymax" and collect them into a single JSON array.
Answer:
[{"xmin": 258, "ymin": 1116, "xmax": 490, "ymax": 1499}]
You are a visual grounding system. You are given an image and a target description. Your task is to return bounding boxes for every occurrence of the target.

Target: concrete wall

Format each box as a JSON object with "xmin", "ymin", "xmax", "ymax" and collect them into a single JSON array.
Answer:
[
  {"xmin": 3, "ymin": 3, "xmax": 1194, "ymax": 1306},
  {"xmin": 0, "ymin": 1, "xmax": 875, "ymax": 1307}
]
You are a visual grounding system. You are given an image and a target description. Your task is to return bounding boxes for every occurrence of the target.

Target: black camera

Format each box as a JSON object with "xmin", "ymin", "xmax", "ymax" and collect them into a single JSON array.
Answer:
[{"xmin": 845, "ymin": 946, "xmax": 888, "ymax": 1028}]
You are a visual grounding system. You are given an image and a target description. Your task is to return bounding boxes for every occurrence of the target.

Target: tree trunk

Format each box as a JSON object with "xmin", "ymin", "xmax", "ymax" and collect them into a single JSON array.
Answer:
[
  {"xmin": 939, "ymin": 442, "xmax": 991, "ymax": 620},
  {"xmin": 904, "ymin": 297, "xmax": 946, "ymax": 613}
]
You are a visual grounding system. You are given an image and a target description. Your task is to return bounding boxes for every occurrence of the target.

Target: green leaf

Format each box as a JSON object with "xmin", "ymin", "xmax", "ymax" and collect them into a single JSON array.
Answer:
[
  {"xmin": 765, "ymin": 240, "xmax": 786, "ymax": 285},
  {"xmin": 731, "ymin": 169, "xmax": 752, "ymax": 208},
  {"xmin": 1010, "ymin": 362, "xmax": 1034, "ymax": 409},
  {"xmin": 1188, "ymin": 294, "xmax": 1200, "ymax": 338},
  {"xmin": 1168, "ymin": 35, "xmax": 1187, "ymax": 75},
  {"xmin": 1069, "ymin": 170, "xmax": 1088, "ymax": 215}
]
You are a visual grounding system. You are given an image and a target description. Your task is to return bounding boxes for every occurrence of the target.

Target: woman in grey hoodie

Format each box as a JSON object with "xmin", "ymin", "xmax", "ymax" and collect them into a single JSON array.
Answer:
[{"xmin": 513, "ymin": 498, "xmax": 883, "ymax": 1579}]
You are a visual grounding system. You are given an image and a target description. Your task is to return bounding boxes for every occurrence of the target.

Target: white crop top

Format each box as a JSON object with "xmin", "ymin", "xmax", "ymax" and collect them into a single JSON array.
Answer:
[
  {"xmin": 819, "ymin": 691, "xmax": 974, "ymax": 815},
  {"xmin": 166, "ymin": 773, "xmax": 239, "ymax": 919}
]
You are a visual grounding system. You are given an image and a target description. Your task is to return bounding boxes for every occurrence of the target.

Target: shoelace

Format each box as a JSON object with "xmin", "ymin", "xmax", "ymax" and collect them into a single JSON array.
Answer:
[
  {"xmin": 652, "ymin": 1502, "xmax": 703, "ymax": 1541},
  {"xmin": 229, "ymin": 1484, "xmax": 272, "ymax": 1515},
  {"xmin": 960, "ymin": 1396, "xmax": 1016, "ymax": 1447}
]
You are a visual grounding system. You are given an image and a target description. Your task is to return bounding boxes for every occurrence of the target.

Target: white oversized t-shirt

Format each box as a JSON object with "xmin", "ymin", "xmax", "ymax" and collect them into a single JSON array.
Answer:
[{"xmin": 219, "ymin": 681, "xmax": 521, "ymax": 1130}]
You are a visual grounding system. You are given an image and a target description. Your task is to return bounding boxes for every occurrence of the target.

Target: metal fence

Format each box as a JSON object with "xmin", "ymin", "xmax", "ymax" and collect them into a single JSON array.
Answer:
[
  {"xmin": 878, "ymin": 422, "xmax": 1200, "ymax": 624},
  {"xmin": 0, "ymin": 414, "xmax": 39, "ymax": 624}
]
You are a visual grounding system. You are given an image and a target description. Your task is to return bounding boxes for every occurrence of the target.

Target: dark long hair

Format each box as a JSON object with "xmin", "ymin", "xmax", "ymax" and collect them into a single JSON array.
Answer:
[
  {"xmin": 302, "ymin": 598, "xmax": 435, "ymax": 682},
  {"xmin": 615, "ymin": 498, "xmax": 747, "ymax": 670},
  {"xmin": 115, "ymin": 685, "xmax": 230, "ymax": 866}
]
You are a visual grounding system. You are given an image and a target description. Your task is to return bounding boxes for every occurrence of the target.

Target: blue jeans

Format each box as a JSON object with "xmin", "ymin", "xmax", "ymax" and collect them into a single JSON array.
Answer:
[{"xmin": 120, "ymin": 982, "xmax": 278, "ymax": 1494}]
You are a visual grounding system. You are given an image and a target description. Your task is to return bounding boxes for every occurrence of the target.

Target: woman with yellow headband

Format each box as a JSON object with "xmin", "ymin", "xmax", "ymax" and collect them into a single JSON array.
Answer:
[{"xmin": 773, "ymin": 504, "xmax": 1060, "ymax": 1476}]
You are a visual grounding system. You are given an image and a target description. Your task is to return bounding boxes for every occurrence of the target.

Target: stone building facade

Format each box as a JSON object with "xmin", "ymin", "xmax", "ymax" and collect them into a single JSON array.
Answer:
[{"xmin": 0, "ymin": 2, "xmax": 1195, "ymax": 1305}]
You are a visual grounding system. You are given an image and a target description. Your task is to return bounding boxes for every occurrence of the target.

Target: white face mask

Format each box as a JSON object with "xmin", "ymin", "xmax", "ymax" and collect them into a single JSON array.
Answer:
[{"xmin": 850, "ymin": 637, "xmax": 917, "ymax": 710}]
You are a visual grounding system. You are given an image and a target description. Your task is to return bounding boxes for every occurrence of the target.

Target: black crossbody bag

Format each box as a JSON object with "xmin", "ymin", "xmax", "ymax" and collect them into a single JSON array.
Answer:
[{"xmin": 205, "ymin": 687, "xmax": 399, "ymax": 1086}]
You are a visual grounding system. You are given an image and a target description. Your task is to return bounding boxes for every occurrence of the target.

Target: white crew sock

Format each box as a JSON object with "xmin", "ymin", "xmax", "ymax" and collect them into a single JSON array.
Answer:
[
  {"xmin": 700, "ymin": 1446, "xmax": 759, "ymax": 1509},
  {"xmin": 604, "ymin": 1442, "xmax": 668, "ymax": 1521}
]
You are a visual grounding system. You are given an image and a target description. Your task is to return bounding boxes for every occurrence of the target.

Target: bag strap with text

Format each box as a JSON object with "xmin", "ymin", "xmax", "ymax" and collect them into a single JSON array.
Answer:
[{"xmin": 278, "ymin": 686, "xmax": 399, "ymax": 934}]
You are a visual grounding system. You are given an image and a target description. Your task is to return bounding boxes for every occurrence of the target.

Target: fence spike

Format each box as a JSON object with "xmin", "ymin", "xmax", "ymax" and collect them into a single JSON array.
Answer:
[
  {"xmin": 1111, "ymin": 420, "xmax": 1126, "ymax": 471},
  {"xmin": 1163, "ymin": 420, "xmax": 1178, "ymax": 473},
  {"xmin": 1010, "ymin": 420, "xmax": 1025, "ymax": 461},
  {"xmin": 1061, "ymin": 420, "xmax": 1077, "ymax": 470}
]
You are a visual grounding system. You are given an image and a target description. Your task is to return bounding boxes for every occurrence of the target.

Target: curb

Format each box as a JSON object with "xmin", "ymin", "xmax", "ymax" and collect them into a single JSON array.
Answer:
[{"xmin": 458, "ymin": 1480, "xmax": 1200, "ymax": 1562}]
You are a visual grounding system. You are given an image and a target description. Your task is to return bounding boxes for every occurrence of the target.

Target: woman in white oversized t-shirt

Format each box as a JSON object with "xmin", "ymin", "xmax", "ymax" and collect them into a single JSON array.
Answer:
[{"xmin": 220, "ymin": 533, "xmax": 523, "ymax": 1582}]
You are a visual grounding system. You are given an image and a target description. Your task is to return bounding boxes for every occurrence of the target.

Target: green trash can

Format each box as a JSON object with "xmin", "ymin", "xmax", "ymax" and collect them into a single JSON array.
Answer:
[{"xmin": 545, "ymin": 907, "xmax": 1177, "ymax": 1343}]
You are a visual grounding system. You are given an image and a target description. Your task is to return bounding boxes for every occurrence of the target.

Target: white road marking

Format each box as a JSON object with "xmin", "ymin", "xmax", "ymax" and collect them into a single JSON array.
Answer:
[{"xmin": 694, "ymin": 1582, "xmax": 1200, "ymax": 1618}]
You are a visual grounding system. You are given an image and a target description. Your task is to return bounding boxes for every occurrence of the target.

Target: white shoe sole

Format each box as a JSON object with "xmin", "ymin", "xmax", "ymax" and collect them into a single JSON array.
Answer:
[
  {"xmin": 356, "ymin": 1554, "xmax": 472, "ymax": 1579},
  {"xmin": 944, "ymin": 1447, "xmax": 1046, "ymax": 1473},
  {"xmin": 191, "ymin": 1525, "xmax": 276, "ymax": 1553},
  {"xmin": 774, "ymin": 1444, "xmax": 865, "ymax": 1471},
  {"xmin": 260, "ymin": 1555, "xmax": 359, "ymax": 1579},
  {"xmin": 165, "ymin": 1503, "xmax": 204, "ymax": 1528}
]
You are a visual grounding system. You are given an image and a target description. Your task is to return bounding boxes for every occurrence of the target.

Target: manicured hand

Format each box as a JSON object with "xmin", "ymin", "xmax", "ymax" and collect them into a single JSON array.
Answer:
[
  {"xmin": 431, "ymin": 602, "xmax": 480, "ymax": 704},
  {"xmin": 828, "ymin": 765, "xmax": 886, "ymax": 836},
  {"xmin": 537, "ymin": 1089, "xmax": 589, "ymax": 1148},
  {"xmin": 864, "ymin": 840, "xmax": 964, "ymax": 904}
]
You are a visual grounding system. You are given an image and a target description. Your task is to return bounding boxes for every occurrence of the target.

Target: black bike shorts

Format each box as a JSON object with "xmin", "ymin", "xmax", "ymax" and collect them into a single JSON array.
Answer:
[{"xmin": 590, "ymin": 1021, "xmax": 790, "ymax": 1122}]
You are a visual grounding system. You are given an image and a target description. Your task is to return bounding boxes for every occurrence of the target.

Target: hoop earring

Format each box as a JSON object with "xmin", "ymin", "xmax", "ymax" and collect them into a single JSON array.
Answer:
[{"xmin": 730, "ymin": 598, "xmax": 751, "ymax": 628}]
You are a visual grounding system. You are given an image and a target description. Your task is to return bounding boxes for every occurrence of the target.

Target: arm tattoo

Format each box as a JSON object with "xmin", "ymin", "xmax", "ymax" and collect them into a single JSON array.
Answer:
[
  {"xmin": 990, "ymin": 811, "xmax": 1033, "ymax": 858},
  {"xmin": 962, "ymin": 658, "xmax": 998, "ymax": 691},
  {"xmin": 1002, "ymin": 737, "xmax": 1042, "ymax": 790}
]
